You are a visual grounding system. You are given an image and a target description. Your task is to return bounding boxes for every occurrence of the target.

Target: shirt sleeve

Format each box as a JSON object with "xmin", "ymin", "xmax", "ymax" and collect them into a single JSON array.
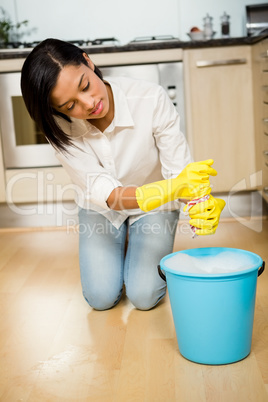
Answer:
[
  {"xmin": 152, "ymin": 86, "xmax": 193, "ymax": 179},
  {"xmin": 56, "ymin": 146, "xmax": 122, "ymax": 211}
]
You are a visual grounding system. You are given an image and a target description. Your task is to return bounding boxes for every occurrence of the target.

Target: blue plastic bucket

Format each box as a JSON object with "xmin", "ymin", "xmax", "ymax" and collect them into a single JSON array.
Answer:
[{"xmin": 159, "ymin": 247, "xmax": 265, "ymax": 365}]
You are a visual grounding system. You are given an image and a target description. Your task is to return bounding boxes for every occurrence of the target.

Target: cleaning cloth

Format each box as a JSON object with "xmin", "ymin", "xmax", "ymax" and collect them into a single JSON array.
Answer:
[{"xmin": 183, "ymin": 194, "xmax": 210, "ymax": 237}]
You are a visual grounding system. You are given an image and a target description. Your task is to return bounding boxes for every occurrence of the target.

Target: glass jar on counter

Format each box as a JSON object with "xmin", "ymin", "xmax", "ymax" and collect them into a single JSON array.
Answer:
[
  {"xmin": 221, "ymin": 12, "xmax": 230, "ymax": 37},
  {"xmin": 203, "ymin": 13, "xmax": 213, "ymax": 40}
]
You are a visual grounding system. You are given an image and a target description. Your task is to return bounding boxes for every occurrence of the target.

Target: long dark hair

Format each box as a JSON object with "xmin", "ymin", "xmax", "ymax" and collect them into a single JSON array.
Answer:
[{"xmin": 21, "ymin": 38, "xmax": 103, "ymax": 152}]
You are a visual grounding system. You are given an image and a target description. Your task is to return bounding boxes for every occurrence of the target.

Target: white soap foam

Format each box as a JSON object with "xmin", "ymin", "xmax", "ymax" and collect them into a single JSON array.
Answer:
[{"xmin": 163, "ymin": 251, "xmax": 258, "ymax": 275}]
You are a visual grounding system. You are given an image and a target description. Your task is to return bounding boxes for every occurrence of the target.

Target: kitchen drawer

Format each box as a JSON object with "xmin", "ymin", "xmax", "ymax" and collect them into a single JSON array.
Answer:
[
  {"xmin": 260, "ymin": 38, "xmax": 268, "ymax": 52},
  {"xmin": 263, "ymin": 102, "xmax": 268, "ymax": 116},
  {"xmin": 262, "ymin": 134, "xmax": 268, "ymax": 154},
  {"xmin": 262, "ymin": 62, "xmax": 268, "ymax": 74},
  {"xmin": 260, "ymin": 43, "xmax": 268, "ymax": 55},
  {"xmin": 261, "ymin": 152, "xmax": 268, "ymax": 187},
  {"xmin": 263, "ymin": 129, "xmax": 268, "ymax": 142},
  {"xmin": 261, "ymin": 57, "xmax": 268, "ymax": 73},
  {"xmin": 262, "ymin": 70, "xmax": 268, "ymax": 86},
  {"xmin": 263, "ymin": 155, "xmax": 268, "ymax": 167},
  {"xmin": 261, "ymin": 132, "xmax": 268, "ymax": 163},
  {"xmin": 263, "ymin": 117, "xmax": 268, "ymax": 136},
  {"xmin": 263, "ymin": 87, "xmax": 268, "ymax": 104},
  {"xmin": 261, "ymin": 102, "xmax": 268, "ymax": 129},
  {"xmin": 262, "ymin": 150, "xmax": 268, "ymax": 199},
  {"xmin": 263, "ymin": 121, "xmax": 268, "ymax": 142}
]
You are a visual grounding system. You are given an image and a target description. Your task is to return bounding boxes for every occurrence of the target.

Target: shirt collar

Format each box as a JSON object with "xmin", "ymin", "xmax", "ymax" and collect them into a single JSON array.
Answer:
[
  {"xmin": 108, "ymin": 78, "xmax": 134, "ymax": 129},
  {"xmin": 86, "ymin": 79, "xmax": 135, "ymax": 135}
]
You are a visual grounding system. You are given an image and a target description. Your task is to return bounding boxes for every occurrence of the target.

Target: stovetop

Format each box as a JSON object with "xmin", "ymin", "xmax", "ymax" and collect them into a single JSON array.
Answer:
[
  {"xmin": 129, "ymin": 35, "xmax": 180, "ymax": 44},
  {"xmin": 1, "ymin": 35, "xmax": 181, "ymax": 52},
  {"xmin": 1, "ymin": 37, "xmax": 121, "ymax": 51}
]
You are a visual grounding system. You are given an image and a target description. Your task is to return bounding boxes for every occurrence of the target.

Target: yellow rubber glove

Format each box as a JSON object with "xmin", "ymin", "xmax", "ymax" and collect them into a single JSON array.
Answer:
[
  {"xmin": 184, "ymin": 195, "xmax": 226, "ymax": 235},
  {"xmin": 136, "ymin": 159, "xmax": 217, "ymax": 212}
]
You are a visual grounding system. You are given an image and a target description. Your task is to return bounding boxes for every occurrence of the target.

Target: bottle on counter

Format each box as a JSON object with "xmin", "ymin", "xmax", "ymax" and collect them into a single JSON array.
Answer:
[
  {"xmin": 221, "ymin": 12, "xmax": 230, "ymax": 38},
  {"xmin": 203, "ymin": 13, "xmax": 213, "ymax": 40}
]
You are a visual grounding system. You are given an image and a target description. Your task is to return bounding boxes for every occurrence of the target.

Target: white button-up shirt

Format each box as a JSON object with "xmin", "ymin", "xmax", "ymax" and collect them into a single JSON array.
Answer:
[{"xmin": 55, "ymin": 76, "xmax": 192, "ymax": 228}]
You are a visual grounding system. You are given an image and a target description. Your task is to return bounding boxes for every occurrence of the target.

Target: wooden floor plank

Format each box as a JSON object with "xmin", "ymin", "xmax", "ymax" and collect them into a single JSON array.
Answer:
[{"xmin": 0, "ymin": 219, "xmax": 267, "ymax": 401}]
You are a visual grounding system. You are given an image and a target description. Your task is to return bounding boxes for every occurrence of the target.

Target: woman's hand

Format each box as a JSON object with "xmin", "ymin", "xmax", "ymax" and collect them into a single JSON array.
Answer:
[
  {"xmin": 136, "ymin": 159, "xmax": 217, "ymax": 212},
  {"xmin": 174, "ymin": 159, "xmax": 217, "ymax": 200},
  {"xmin": 184, "ymin": 195, "xmax": 226, "ymax": 235},
  {"xmin": 107, "ymin": 160, "xmax": 218, "ymax": 213}
]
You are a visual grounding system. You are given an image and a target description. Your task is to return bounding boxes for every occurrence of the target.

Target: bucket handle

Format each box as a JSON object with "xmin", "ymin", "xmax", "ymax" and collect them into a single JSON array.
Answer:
[
  {"xmin": 158, "ymin": 265, "xmax": 166, "ymax": 282},
  {"xmin": 258, "ymin": 261, "xmax": 265, "ymax": 277},
  {"xmin": 158, "ymin": 261, "xmax": 265, "ymax": 280}
]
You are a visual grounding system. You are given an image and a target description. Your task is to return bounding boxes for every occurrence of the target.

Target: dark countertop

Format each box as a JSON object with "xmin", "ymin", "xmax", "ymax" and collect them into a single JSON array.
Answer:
[{"xmin": 0, "ymin": 34, "xmax": 267, "ymax": 60}]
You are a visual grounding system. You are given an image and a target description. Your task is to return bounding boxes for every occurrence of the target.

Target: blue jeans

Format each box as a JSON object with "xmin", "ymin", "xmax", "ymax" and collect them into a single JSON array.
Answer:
[{"xmin": 78, "ymin": 209, "xmax": 180, "ymax": 311}]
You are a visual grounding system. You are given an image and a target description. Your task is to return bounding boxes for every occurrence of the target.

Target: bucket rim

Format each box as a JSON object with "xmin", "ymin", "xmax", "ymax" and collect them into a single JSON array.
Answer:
[{"xmin": 160, "ymin": 247, "xmax": 263, "ymax": 278}]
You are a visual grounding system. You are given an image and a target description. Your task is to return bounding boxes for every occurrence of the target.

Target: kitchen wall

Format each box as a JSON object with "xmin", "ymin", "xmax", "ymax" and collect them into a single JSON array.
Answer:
[
  {"xmin": 0, "ymin": 0, "xmax": 264, "ymax": 44},
  {"xmin": 179, "ymin": 0, "xmax": 263, "ymax": 40}
]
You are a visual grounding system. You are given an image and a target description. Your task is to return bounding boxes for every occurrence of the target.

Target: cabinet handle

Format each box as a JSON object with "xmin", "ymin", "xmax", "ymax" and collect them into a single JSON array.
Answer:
[
  {"xmin": 264, "ymin": 150, "xmax": 268, "ymax": 157},
  {"xmin": 263, "ymin": 119, "xmax": 268, "ymax": 123},
  {"xmin": 196, "ymin": 58, "xmax": 247, "ymax": 68},
  {"xmin": 265, "ymin": 131, "xmax": 268, "ymax": 136}
]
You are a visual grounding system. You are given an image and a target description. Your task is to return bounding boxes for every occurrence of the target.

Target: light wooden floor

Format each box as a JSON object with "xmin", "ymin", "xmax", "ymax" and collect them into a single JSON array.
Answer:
[{"xmin": 0, "ymin": 218, "xmax": 268, "ymax": 402}]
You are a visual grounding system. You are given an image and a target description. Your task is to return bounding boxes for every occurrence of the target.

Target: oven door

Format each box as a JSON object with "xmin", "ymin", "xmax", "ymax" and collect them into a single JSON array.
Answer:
[
  {"xmin": 0, "ymin": 72, "xmax": 60, "ymax": 168},
  {"xmin": 246, "ymin": 4, "xmax": 268, "ymax": 36}
]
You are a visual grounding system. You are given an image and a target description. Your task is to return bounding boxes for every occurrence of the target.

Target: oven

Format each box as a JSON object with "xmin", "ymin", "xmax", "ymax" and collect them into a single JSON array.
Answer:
[
  {"xmin": 0, "ymin": 39, "xmax": 185, "ymax": 169},
  {"xmin": 0, "ymin": 71, "xmax": 60, "ymax": 168},
  {"xmin": 246, "ymin": 3, "xmax": 268, "ymax": 36}
]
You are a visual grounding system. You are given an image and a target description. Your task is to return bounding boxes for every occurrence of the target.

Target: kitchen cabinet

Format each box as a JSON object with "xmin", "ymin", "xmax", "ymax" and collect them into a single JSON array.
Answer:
[
  {"xmin": 252, "ymin": 39, "xmax": 268, "ymax": 203},
  {"xmin": 4, "ymin": 167, "xmax": 75, "ymax": 204},
  {"xmin": 0, "ymin": 132, "xmax": 6, "ymax": 202},
  {"xmin": 183, "ymin": 46, "xmax": 257, "ymax": 193}
]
